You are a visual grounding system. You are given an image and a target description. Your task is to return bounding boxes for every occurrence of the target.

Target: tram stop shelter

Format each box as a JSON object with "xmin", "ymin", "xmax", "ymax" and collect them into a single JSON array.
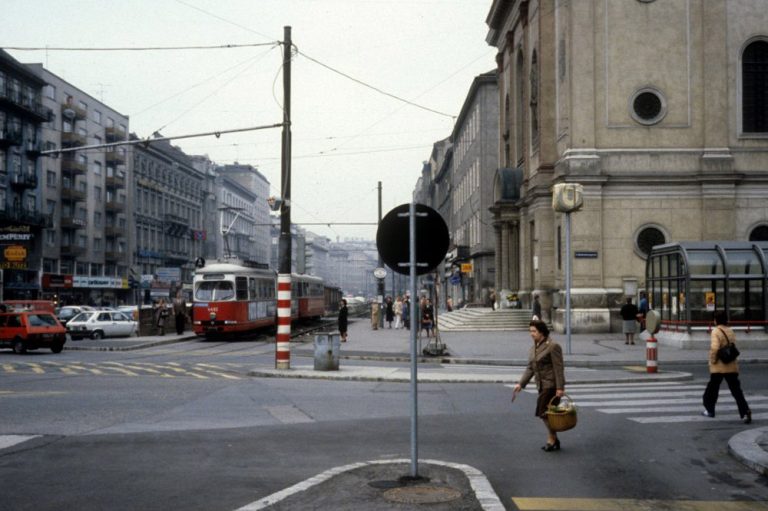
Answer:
[{"xmin": 646, "ymin": 241, "xmax": 768, "ymax": 348}]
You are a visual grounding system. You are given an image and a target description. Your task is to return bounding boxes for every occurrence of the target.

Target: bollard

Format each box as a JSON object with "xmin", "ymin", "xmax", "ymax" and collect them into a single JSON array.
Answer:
[
  {"xmin": 314, "ymin": 332, "xmax": 340, "ymax": 371},
  {"xmin": 646, "ymin": 335, "xmax": 658, "ymax": 373}
]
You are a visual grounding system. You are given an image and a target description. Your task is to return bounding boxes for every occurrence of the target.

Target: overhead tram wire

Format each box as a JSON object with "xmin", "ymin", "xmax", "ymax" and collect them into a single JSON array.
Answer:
[
  {"xmin": 39, "ymin": 123, "xmax": 284, "ymax": 157},
  {"xmin": 3, "ymin": 42, "xmax": 278, "ymax": 51}
]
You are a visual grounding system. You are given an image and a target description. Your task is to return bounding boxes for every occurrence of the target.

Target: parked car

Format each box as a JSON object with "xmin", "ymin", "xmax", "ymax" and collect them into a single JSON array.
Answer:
[
  {"xmin": 66, "ymin": 311, "xmax": 138, "ymax": 340},
  {"xmin": 117, "ymin": 305, "xmax": 139, "ymax": 321},
  {"xmin": 0, "ymin": 311, "xmax": 67, "ymax": 354},
  {"xmin": 56, "ymin": 305, "xmax": 95, "ymax": 326}
]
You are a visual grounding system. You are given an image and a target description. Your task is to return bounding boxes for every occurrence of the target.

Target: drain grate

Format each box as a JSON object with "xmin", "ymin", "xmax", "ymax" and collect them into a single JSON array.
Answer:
[{"xmin": 383, "ymin": 485, "xmax": 462, "ymax": 504}]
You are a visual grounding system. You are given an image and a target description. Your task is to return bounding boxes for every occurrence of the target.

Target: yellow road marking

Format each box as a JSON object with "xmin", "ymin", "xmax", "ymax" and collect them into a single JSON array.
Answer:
[
  {"xmin": 98, "ymin": 362, "xmax": 139, "ymax": 376},
  {"xmin": 512, "ymin": 498, "xmax": 768, "ymax": 511},
  {"xmin": 27, "ymin": 363, "xmax": 45, "ymax": 374},
  {"xmin": 2, "ymin": 364, "xmax": 16, "ymax": 373},
  {"xmin": 159, "ymin": 365, "xmax": 209, "ymax": 379},
  {"xmin": 69, "ymin": 364, "xmax": 104, "ymax": 375},
  {"xmin": 195, "ymin": 364, "xmax": 241, "ymax": 380}
]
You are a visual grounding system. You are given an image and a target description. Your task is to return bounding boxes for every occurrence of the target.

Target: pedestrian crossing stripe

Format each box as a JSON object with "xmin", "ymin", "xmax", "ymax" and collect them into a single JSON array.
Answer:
[
  {"xmin": 0, "ymin": 361, "xmax": 243, "ymax": 380},
  {"xmin": 512, "ymin": 497, "xmax": 768, "ymax": 510},
  {"xmin": 507, "ymin": 382, "xmax": 762, "ymax": 424}
]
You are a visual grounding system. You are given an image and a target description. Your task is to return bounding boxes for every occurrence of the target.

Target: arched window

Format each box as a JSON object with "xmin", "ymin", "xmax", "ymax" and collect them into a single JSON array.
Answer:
[
  {"xmin": 749, "ymin": 225, "xmax": 768, "ymax": 242},
  {"xmin": 530, "ymin": 49, "xmax": 539, "ymax": 146},
  {"xmin": 515, "ymin": 51, "xmax": 524, "ymax": 164},
  {"xmin": 743, "ymin": 40, "xmax": 768, "ymax": 133}
]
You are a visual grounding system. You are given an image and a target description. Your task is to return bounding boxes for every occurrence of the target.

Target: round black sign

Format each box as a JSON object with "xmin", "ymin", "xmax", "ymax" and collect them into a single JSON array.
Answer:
[{"xmin": 376, "ymin": 203, "xmax": 449, "ymax": 276}]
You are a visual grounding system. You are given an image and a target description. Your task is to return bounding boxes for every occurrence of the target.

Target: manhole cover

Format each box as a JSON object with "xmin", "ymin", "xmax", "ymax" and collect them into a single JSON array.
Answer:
[{"xmin": 383, "ymin": 485, "xmax": 462, "ymax": 504}]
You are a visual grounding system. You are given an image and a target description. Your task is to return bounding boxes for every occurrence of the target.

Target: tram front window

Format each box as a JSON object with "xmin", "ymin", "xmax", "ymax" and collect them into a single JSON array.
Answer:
[{"xmin": 195, "ymin": 281, "xmax": 235, "ymax": 301}]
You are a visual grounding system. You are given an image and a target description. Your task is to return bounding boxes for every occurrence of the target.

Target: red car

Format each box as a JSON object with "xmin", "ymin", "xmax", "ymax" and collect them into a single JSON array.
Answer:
[{"xmin": 0, "ymin": 311, "xmax": 67, "ymax": 354}]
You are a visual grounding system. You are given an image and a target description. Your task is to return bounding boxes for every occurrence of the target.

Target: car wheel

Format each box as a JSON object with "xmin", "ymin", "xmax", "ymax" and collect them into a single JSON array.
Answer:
[
  {"xmin": 12, "ymin": 338, "xmax": 26, "ymax": 354},
  {"xmin": 51, "ymin": 342, "xmax": 64, "ymax": 354},
  {"xmin": 91, "ymin": 330, "xmax": 104, "ymax": 340}
]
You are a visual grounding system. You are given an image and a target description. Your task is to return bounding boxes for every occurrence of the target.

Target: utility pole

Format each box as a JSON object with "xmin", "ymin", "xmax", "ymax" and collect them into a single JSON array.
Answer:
[{"xmin": 276, "ymin": 26, "xmax": 292, "ymax": 370}]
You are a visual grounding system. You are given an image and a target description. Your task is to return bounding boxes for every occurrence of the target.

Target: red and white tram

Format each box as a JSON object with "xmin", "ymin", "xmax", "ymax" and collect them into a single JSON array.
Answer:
[{"xmin": 191, "ymin": 260, "xmax": 327, "ymax": 338}]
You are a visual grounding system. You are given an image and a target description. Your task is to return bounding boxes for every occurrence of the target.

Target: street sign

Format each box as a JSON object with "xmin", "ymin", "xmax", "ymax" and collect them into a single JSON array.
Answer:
[
  {"xmin": 460, "ymin": 263, "xmax": 473, "ymax": 273},
  {"xmin": 376, "ymin": 203, "xmax": 449, "ymax": 276}
]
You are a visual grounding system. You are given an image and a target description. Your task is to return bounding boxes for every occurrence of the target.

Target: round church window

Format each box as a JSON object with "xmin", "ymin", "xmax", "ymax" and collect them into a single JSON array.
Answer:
[
  {"xmin": 630, "ymin": 88, "xmax": 666, "ymax": 125},
  {"xmin": 637, "ymin": 227, "xmax": 666, "ymax": 257}
]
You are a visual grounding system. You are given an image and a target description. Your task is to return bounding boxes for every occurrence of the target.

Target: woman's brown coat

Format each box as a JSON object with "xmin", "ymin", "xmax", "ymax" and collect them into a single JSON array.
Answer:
[
  {"xmin": 709, "ymin": 325, "xmax": 739, "ymax": 374},
  {"xmin": 519, "ymin": 338, "xmax": 566, "ymax": 391}
]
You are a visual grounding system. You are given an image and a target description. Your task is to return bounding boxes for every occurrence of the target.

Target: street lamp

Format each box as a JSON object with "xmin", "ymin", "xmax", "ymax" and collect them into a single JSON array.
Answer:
[{"xmin": 552, "ymin": 183, "xmax": 583, "ymax": 355}]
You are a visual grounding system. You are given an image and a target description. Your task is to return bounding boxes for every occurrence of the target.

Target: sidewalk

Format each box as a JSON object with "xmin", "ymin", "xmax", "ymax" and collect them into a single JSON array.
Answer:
[{"xmin": 63, "ymin": 318, "xmax": 768, "ymax": 509}]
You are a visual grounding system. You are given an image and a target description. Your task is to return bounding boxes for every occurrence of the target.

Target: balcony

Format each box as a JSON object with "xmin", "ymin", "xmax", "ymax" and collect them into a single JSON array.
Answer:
[
  {"xmin": 61, "ymin": 132, "xmax": 87, "ymax": 148},
  {"xmin": 61, "ymin": 156, "xmax": 87, "ymax": 175},
  {"xmin": 105, "ymin": 200, "xmax": 125, "ymax": 212},
  {"xmin": 105, "ymin": 173, "xmax": 125, "ymax": 188},
  {"xmin": 60, "ymin": 244, "xmax": 86, "ymax": 257},
  {"xmin": 104, "ymin": 250, "xmax": 125, "ymax": 262},
  {"xmin": 9, "ymin": 172, "xmax": 38, "ymax": 189},
  {"xmin": 0, "ymin": 127, "xmax": 23, "ymax": 147},
  {"xmin": 61, "ymin": 102, "xmax": 87, "ymax": 121},
  {"xmin": 105, "ymin": 126, "xmax": 126, "ymax": 143},
  {"xmin": 104, "ymin": 224, "xmax": 125, "ymax": 238},
  {"xmin": 24, "ymin": 139, "xmax": 42, "ymax": 155},
  {"xmin": 0, "ymin": 86, "xmax": 50, "ymax": 122},
  {"xmin": 60, "ymin": 187, "xmax": 87, "ymax": 202},
  {"xmin": 60, "ymin": 215, "xmax": 88, "ymax": 230},
  {"xmin": 0, "ymin": 208, "xmax": 51, "ymax": 228},
  {"xmin": 105, "ymin": 150, "xmax": 125, "ymax": 166}
]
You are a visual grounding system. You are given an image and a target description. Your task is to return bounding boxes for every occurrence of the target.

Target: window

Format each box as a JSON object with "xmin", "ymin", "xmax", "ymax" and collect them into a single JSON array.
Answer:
[
  {"xmin": 636, "ymin": 226, "xmax": 666, "ymax": 258},
  {"xmin": 631, "ymin": 88, "xmax": 667, "ymax": 125},
  {"xmin": 44, "ymin": 84, "xmax": 55, "ymax": 100},
  {"xmin": 743, "ymin": 40, "xmax": 768, "ymax": 133},
  {"xmin": 750, "ymin": 225, "xmax": 768, "ymax": 241},
  {"xmin": 47, "ymin": 170, "xmax": 56, "ymax": 187},
  {"xmin": 93, "ymin": 110, "xmax": 102, "ymax": 125}
]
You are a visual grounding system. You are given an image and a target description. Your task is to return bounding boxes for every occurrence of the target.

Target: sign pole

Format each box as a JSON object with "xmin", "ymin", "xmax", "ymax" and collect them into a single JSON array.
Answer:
[
  {"xmin": 408, "ymin": 200, "xmax": 419, "ymax": 478},
  {"xmin": 565, "ymin": 211, "xmax": 572, "ymax": 355}
]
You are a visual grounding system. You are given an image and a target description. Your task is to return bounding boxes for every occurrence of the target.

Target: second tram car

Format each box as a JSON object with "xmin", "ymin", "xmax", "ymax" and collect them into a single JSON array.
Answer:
[{"xmin": 192, "ymin": 260, "xmax": 327, "ymax": 338}]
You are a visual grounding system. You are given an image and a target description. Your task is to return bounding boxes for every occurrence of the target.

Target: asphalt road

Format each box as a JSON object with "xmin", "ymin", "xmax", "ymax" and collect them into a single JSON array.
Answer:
[{"xmin": 1, "ymin": 340, "xmax": 767, "ymax": 510}]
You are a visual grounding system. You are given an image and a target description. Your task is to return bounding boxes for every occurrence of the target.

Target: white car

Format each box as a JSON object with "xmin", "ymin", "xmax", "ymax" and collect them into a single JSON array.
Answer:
[{"xmin": 66, "ymin": 311, "xmax": 138, "ymax": 340}]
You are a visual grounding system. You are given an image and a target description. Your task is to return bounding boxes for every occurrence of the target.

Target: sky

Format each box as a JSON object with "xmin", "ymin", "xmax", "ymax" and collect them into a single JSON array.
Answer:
[{"xmin": 2, "ymin": 0, "xmax": 497, "ymax": 242}]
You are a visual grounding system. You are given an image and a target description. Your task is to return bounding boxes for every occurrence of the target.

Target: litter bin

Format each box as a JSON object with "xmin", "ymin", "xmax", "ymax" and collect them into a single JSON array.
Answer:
[{"xmin": 314, "ymin": 332, "xmax": 341, "ymax": 371}]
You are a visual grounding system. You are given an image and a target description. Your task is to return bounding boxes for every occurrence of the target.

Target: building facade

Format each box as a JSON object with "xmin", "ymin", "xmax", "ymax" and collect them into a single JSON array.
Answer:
[
  {"xmin": 0, "ymin": 51, "xmax": 49, "ymax": 300},
  {"xmin": 486, "ymin": 0, "xmax": 768, "ymax": 332},
  {"xmin": 130, "ymin": 135, "xmax": 205, "ymax": 302}
]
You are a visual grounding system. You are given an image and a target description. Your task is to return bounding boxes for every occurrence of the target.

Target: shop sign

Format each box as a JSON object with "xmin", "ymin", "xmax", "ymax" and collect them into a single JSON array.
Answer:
[
  {"xmin": 72, "ymin": 276, "xmax": 124, "ymax": 288},
  {"xmin": 42, "ymin": 273, "xmax": 74, "ymax": 288},
  {"xmin": 460, "ymin": 263, "xmax": 473, "ymax": 273},
  {"xmin": 4, "ymin": 245, "xmax": 27, "ymax": 262}
]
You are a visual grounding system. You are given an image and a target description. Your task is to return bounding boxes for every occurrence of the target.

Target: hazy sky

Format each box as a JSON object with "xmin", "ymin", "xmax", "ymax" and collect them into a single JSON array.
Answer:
[{"xmin": 2, "ymin": 0, "xmax": 496, "ymax": 241}]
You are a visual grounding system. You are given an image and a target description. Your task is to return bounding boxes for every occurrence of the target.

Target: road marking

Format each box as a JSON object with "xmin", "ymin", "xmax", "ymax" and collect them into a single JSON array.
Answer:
[
  {"xmin": 512, "ymin": 497, "xmax": 768, "ymax": 510},
  {"xmin": 265, "ymin": 405, "xmax": 314, "ymax": 424},
  {"xmin": 2, "ymin": 363, "xmax": 16, "ymax": 373},
  {"xmin": 0, "ymin": 435, "xmax": 40, "ymax": 450},
  {"xmin": 98, "ymin": 362, "xmax": 140, "ymax": 376}
]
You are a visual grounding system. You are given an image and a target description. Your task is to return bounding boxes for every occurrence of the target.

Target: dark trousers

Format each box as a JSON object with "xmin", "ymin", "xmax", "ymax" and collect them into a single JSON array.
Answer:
[
  {"xmin": 703, "ymin": 372, "xmax": 750, "ymax": 417},
  {"xmin": 175, "ymin": 314, "xmax": 185, "ymax": 335}
]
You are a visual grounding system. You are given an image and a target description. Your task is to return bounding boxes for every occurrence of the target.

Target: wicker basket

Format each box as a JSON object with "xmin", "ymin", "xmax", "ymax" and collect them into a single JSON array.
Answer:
[{"xmin": 546, "ymin": 393, "xmax": 577, "ymax": 432}]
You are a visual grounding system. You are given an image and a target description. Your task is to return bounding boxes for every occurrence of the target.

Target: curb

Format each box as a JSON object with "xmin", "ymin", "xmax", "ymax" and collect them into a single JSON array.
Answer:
[
  {"xmin": 64, "ymin": 335, "xmax": 197, "ymax": 352},
  {"xmin": 232, "ymin": 458, "xmax": 505, "ymax": 511},
  {"xmin": 248, "ymin": 366, "xmax": 693, "ymax": 384},
  {"xmin": 728, "ymin": 427, "xmax": 768, "ymax": 476}
]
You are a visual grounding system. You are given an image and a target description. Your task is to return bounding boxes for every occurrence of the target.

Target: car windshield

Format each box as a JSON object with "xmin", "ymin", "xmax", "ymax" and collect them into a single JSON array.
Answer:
[
  {"xmin": 28, "ymin": 314, "xmax": 59, "ymax": 327},
  {"xmin": 58, "ymin": 308, "xmax": 78, "ymax": 319},
  {"xmin": 69, "ymin": 312, "xmax": 93, "ymax": 323},
  {"xmin": 195, "ymin": 281, "xmax": 235, "ymax": 301}
]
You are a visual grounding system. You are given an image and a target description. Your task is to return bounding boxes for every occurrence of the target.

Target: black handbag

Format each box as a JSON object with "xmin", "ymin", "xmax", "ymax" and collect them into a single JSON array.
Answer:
[
  {"xmin": 715, "ymin": 327, "xmax": 740, "ymax": 363},
  {"xmin": 717, "ymin": 343, "xmax": 740, "ymax": 364}
]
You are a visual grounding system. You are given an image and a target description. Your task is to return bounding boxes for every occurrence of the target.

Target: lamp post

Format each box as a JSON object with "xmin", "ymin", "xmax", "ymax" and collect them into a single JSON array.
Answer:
[{"xmin": 552, "ymin": 183, "xmax": 583, "ymax": 355}]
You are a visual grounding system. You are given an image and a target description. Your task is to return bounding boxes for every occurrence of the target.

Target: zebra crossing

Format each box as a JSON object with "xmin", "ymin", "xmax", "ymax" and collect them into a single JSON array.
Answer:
[
  {"xmin": 514, "ymin": 381, "xmax": 768, "ymax": 424},
  {"xmin": 0, "ymin": 361, "xmax": 245, "ymax": 380}
]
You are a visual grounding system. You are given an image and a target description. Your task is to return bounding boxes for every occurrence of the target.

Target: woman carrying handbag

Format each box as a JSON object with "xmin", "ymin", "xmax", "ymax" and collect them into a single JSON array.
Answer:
[{"xmin": 701, "ymin": 311, "xmax": 751, "ymax": 423}]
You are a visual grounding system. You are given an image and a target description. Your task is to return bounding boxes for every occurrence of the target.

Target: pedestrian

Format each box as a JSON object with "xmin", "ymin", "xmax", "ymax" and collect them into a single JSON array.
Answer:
[
  {"xmin": 384, "ymin": 296, "xmax": 394, "ymax": 328},
  {"xmin": 338, "ymin": 299, "xmax": 348, "ymax": 342},
  {"xmin": 620, "ymin": 297, "xmax": 639, "ymax": 345},
  {"xmin": 702, "ymin": 311, "xmax": 751, "ymax": 423},
  {"xmin": 371, "ymin": 301, "xmax": 379, "ymax": 330},
  {"xmin": 172, "ymin": 290, "xmax": 187, "ymax": 335},
  {"xmin": 638, "ymin": 292, "xmax": 649, "ymax": 330},
  {"xmin": 421, "ymin": 298, "xmax": 434, "ymax": 339},
  {"xmin": 532, "ymin": 294, "xmax": 542, "ymax": 321},
  {"xmin": 488, "ymin": 290, "xmax": 496, "ymax": 311},
  {"xmin": 402, "ymin": 297, "xmax": 410, "ymax": 330},
  {"xmin": 446, "ymin": 297, "xmax": 453, "ymax": 312},
  {"xmin": 155, "ymin": 298, "xmax": 169, "ymax": 336},
  {"xmin": 512, "ymin": 320, "xmax": 566, "ymax": 452},
  {"xmin": 394, "ymin": 296, "xmax": 403, "ymax": 329}
]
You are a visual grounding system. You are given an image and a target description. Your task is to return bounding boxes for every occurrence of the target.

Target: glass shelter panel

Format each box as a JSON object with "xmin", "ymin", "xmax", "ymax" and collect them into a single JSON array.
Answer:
[
  {"xmin": 728, "ymin": 279, "xmax": 766, "ymax": 324},
  {"xmin": 689, "ymin": 279, "xmax": 725, "ymax": 325},
  {"xmin": 687, "ymin": 251, "xmax": 723, "ymax": 276},
  {"xmin": 725, "ymin": 250, "xmax": 764, "ymax": 276}
]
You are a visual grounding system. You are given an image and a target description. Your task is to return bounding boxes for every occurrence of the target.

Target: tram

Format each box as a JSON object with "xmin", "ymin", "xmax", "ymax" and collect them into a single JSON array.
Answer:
[{"xmin": 191, "ymin": 260, "xmax": 329, "ymax": 338}]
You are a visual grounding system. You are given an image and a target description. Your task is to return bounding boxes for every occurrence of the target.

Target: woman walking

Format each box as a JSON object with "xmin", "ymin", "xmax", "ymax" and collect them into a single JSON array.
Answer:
[
  {"xmin": 702, "ymin": 311, "xmax": 751, "ymax": 423},
  {"xmin": 338, "ymin": 299, "xmax": 348, "ymax": 343},
  {"xmin": 513, "ymin": 320, "xmax": 566, "ymax": 451},
  {"xmin": 394, "ymin": 296, "xmax": 403, "ymax": 329}
]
